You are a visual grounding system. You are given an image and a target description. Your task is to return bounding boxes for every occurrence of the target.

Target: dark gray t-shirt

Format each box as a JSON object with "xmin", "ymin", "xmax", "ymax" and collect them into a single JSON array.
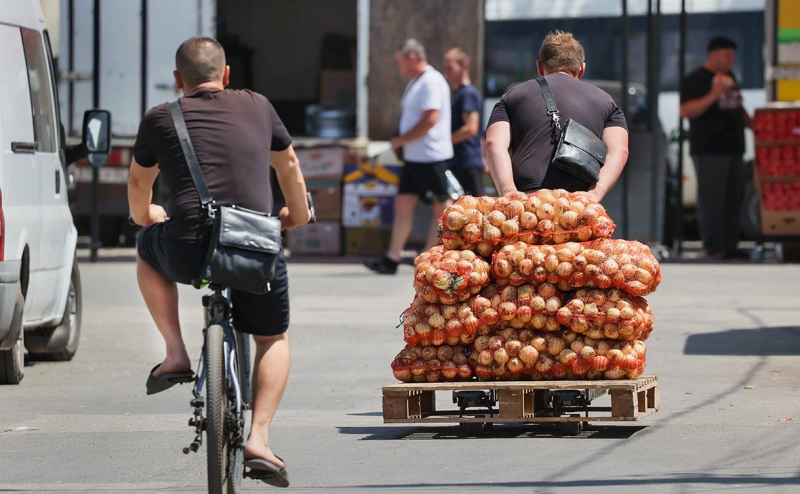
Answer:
[
  {"xmin": 679, "ymin": 66, "xmax": 745, "ymax": 155},
  {"xmin": 487, "ymin": 73, "xmax": 627, "ymax": 192},
  {"xmin": 133, "ymin": 88, "xmax": 292, "ymax": 241}
]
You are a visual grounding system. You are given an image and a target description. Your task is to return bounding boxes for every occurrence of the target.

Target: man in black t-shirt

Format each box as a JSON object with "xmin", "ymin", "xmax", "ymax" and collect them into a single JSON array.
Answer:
[
  {"xmin": 128, "ymin": 37, "xmax": 310, "ymax": 485},
  {"xmin": 444, "ymin": 47, "xmax": 485, "ymax": 196},
  {"xmin": 486, "ymin": 31, "xmax": 628, "ymax": 201},
  {"xmin": 680, "ymin": 36, "xmax": 751, "ymax": 260}
]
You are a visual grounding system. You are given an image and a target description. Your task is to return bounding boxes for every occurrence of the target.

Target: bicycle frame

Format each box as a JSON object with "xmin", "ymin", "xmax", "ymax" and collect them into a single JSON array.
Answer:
[{"xmin": 183, "ymin": 286, "xmax": 252, "ymax": 457}]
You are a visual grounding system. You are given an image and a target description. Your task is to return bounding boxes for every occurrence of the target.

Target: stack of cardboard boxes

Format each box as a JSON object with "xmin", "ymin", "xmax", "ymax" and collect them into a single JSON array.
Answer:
[
  {"xmin": 341, "ymin": 158, "xmax": 400, "ymax": 256},
  {"xmin": 287, "ymin": 145, "xmax": 401, "ymax": 256},
  {"xmin": 288, "ymin": 146, "xmax": 347, "ymax": 255}
]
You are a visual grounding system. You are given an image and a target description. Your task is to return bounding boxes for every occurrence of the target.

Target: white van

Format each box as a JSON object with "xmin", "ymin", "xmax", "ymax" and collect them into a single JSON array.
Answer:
[{"xmin": 0, "ymin": 0, "xmax": 109, "ymax": 384}]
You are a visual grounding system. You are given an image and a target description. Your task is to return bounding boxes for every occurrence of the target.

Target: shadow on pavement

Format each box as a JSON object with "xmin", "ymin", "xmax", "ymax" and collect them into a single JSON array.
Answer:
[
  {"xmin": 338, "ymin": 424, "xmax": 646, "ymax": 440},
  {"xmin": 333, "ymin": 474, "xmax": 800, "ymax": 489},
  {"xmin": 684, "ymin": 327, "xmax": 800, "ymax": 356}
]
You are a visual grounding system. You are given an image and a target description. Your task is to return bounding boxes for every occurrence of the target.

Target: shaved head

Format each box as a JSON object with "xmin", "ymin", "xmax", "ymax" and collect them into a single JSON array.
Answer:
[{"xmin": 175, "ymin": 37, "xmax": 226, "ymax": 88}]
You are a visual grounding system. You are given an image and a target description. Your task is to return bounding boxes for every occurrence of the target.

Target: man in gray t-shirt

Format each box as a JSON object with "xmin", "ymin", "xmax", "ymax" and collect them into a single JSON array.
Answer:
[
  {"xmin": 486, "ymin": 31, "xmax": 628, "ymax": 202},
  {"xmin": 365, "ymin": 39, "xmax": 454, "ymax": 275}
]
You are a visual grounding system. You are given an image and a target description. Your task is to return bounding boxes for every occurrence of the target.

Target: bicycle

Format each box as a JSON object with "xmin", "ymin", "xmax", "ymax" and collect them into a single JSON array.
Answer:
[
  {"xmin": 183, "ymin": 283, "xmax": 253, "ymax": 494},
  {"xmin": 182, "ymin": 193, "xmax": 315, "ymax": 494}
]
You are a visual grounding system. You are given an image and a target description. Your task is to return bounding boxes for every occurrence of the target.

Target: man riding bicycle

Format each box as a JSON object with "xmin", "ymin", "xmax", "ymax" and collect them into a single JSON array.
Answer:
[{"xmin": 128, "ymin": 37, "xmax": 310, "ymax": 487}]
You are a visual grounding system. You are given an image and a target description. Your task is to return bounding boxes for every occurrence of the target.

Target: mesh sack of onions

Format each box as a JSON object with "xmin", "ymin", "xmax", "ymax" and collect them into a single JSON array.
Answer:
[
  {"xmin": 492, "ymin": 239, "xmax": 662, "ymax": 297},
  {"xmin": 391, "ymin": 344, "xmax": 473, "ymax": 383},
  {"xmin": 403, "ymin": 282, "xmax": 565, "ymax": 346},
  {"xmin": 467, "ymin": 328, "xmax": 647, "ymax": 381},
  {"xmin": 402, "ymin": 294, "xmax": 493, "ymax": 347},
  {"xmin": 556, "ymin": 288, "xmax": 654, "ymax": 341},
  {"xmin": 479, "ymin": 283, "xmax": 564, "ymax": 332},
  {"xmin": 413, "ymin": 246, "xmax": 491, "ymax": 305},
  {"xmin": 438, "ymin": 189, "xmax": 615, "ymax": 254}
]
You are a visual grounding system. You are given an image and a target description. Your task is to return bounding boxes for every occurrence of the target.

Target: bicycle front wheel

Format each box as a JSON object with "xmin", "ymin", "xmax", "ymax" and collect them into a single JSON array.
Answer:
[{"xmin": 206, "ymin": 323, "xmax": 237, "ymax": 494}]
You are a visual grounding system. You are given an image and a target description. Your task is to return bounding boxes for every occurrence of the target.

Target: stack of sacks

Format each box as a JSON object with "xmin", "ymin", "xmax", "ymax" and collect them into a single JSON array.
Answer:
[{"xmin": 391, "ymin": 190, "xmax": 660, "ymax": 383}]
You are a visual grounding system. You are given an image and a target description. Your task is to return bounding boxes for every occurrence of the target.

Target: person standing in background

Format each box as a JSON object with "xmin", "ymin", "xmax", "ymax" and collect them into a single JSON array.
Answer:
[
  {"xmin": 443, "ymin": 47, "xmax": 485, "ymax": 196},
  {"xmin": 364, "ymin": 38, "xmax": 453, "ymax": 275},
  {"xmin": 680, "ymin": 36, "xmax": 751, "ymax": 260}
]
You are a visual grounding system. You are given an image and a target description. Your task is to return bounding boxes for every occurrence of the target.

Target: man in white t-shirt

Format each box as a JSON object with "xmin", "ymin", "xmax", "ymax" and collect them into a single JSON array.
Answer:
[{"xmin": 365, "ymin": 38, "xmax": 454, "ymax": 274}]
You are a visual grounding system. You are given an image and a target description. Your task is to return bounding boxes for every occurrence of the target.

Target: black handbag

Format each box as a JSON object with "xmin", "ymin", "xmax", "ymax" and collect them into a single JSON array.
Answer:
[
  {"xmin": 169, "ymin": 100, "xmax": 281, "ymax": 294},
  {"xmin": 536, "ymin": 77, "xmax": 606, "ymax": 184}
]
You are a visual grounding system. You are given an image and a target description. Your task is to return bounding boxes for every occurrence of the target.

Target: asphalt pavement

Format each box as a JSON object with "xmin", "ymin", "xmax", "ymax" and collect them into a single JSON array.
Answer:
[{"xmin": 1, "ymin": 252, "xmax": 799, "ymax": 493}]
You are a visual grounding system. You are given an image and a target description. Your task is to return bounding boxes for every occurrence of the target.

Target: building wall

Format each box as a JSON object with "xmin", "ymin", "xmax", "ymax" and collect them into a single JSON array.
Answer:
[{"xmin": 368, "ymin": 0, "xmax": 484, "ymax": 140}]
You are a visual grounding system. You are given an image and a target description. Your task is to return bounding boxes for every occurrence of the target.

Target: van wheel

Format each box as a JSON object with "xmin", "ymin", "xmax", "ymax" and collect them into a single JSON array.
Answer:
[
  {"xmin": 0, "ymin": 284, "xmax": 25, "ymax": 384},
  {"xmin": 26, "ymin": 259, "xmax": 82, "ymax": 361}
]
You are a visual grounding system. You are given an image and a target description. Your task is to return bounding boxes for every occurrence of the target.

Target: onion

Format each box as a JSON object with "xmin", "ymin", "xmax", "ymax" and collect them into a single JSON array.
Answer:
[
  {"xmin": 519, "ymin": 345, "xmax": 539, "ymax": 365},
  {"xmin": 477, "ymin": 349, "xmax": 494, "ymax": 366},
  {"xmin": 458, "ymin": 364, "xmax": 473, "ymax": 379},
  {"xmin": 410, "ymin": 361, "xmax": 427, "ymax": 376},
  {"xmin": 441, "ymin": 360, "xmax": 458, "ymax": 379},
  {"xmin": 557, "ymin": 349, "xmax": 578, "ymax": 364},
  {"xmin": 494, "ymin": 347, "xmax": 510, "ymax": 365},
  {"xmin": 604, "ymin": 369, "xmax": 627, "ymax": 379},
  {"xmin": 488, "ymin": 335, "xmax": 504, "ymax": 350},
  {"xmin": 531, "ymin": 336, "xmax": 547, "ymax": 352},
  {"xmin": 507, "ymin": 357, "xmax": 524, "ymax": 374},
  {"xmin": 536, "ymin": 203, "xmax": 555, "ymax": 221},
  {"xmin": 547, "ymin": 337, "xmax": 566, "ymax": 356},
  {"xmin": 425, "ymin": 370, "xmax": 441, "ymax": 382},
  {"xmin": 462, "ymin": 223, "xmax": 482, "ymax": 243},
  {"xmin": 545, "ymin": 296, "xmax": 561, "ymax": 313},
  {"xmin": 393, "ymin": 369, "xmax": 413, "ymax": 382},
  {"xmin": 535, "ymin": 354, "xmax": 554, "ymax": 373},
  {"xmin": 460, "ymin": 332, "xmax": 476, "ymax": 345},
  {"xmin": 446, "ymin": 211, "xmax": 468, "ymax": 231}
]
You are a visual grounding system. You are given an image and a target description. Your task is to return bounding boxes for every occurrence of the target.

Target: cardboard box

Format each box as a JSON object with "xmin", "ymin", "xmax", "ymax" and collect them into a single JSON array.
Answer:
[
  {"xmin": 761, "ymin": 210, "xmax": 800, "ymax": 235},
  {"xmin": 287, "ymin": 222, "xmax": 341, "ymax": 255},
  {"xmin": 753, "ymin": 169, "xmax": 800, "ymax": 236},
  {"xmin": 342, "ymin": 162, "xmax": 401, "ymax": 227},
  {"xmin": 295, "ymin": 146, "xmax": 347, "ymax": 179},
  {"xmin": 343, "ymin": 227, "xmax": 392, "ymax": 256},
  {"xmin": 306, "ymin": 176, "xmax": 342, "ymax": 221},
  {"xmin": 320, "ymin": 69, "xmax": 356, "ymax": 107}
]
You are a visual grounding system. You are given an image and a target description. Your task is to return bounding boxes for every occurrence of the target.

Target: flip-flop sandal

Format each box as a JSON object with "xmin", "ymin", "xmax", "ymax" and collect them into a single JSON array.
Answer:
[
  {"xmin": 145, "ymin": 364, "xmax": 194, "ymax": 395},
  {"xmin": 244, "ymin": 457, "xmax": 289, "ymax": 488}
]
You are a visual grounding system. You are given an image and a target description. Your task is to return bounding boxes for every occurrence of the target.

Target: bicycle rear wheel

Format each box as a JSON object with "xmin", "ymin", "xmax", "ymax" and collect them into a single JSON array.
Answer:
[{"xmin": 206, "ymin": 323, "xmax": 239, "ymax": 494}]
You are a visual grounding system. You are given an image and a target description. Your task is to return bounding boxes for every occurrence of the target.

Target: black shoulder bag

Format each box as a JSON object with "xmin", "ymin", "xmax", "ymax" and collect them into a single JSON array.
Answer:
[
  {"xmin": 536, "ymin": 77, "xmax": 607, "ymax": 184},
  {"xmin": 169, "ymin": 100, "xmax": 282, "ymax": 294}
]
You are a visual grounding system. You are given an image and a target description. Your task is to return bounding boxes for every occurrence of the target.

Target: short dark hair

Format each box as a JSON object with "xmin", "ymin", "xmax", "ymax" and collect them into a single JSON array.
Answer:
[
  {"xmin": 539, "ymin": 30, "xmax": 584, "ymax": 76},
  {"xmin": 175, "ymin": 37, "xmax": 226, "ymax": 87},
  {"xmin": 707, "ymin": 36, "xmax": 737, "ymax": 52}
]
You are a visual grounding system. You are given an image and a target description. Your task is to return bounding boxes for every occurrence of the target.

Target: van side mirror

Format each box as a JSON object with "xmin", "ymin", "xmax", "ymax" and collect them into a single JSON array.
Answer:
[{"xmin": 82, "ymin": 110, "xmax": 112, "ymax": 168}]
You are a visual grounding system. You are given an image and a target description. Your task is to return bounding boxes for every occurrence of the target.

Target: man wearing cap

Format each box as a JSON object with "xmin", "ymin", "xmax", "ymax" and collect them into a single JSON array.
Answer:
[{"xmin": 680, "ymin": 36, "xmax": 751, "ymax": 260}]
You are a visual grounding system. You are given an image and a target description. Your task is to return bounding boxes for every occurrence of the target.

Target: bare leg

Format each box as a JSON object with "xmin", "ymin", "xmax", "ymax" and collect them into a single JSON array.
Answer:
[
  {"xmin": 136, "ymin": 254, "xmax": 190, "ymax": 376},
  {"xmin": 386, "ymin": 194, "xmax": 418, "ymax": 262},
  {"xmin": 424, "ymin": 199, "xmax": 453, "ymax": 251},
  {"xmin": 244, "ymin": 331, "xmax": 290, "ymax": 468}
]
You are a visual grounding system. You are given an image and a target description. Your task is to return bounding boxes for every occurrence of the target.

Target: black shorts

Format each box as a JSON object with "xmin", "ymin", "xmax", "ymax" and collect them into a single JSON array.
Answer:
[
  {"xmin": 448, "ymin": 165, "xmax": 485, "ymax": 197},
  {"xmin": 137, "ymin": 222, "xmax": 290, "ymax": 336},
  {"xmin": 398, "ymin": 160, "xmax": 451, "ymax": 204}
]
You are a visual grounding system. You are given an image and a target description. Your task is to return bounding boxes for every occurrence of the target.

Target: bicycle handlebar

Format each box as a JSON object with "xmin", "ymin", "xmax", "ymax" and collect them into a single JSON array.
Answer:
[{"xmin": 307, "ymin": 191, "xmax": 316, "ymax": 224}]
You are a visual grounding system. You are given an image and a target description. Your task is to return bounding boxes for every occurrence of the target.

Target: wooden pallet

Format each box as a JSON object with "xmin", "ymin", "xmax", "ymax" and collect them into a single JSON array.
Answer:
[{"xmin": 382, "ymin": 376, "xmax": 659, "ymax": 425}]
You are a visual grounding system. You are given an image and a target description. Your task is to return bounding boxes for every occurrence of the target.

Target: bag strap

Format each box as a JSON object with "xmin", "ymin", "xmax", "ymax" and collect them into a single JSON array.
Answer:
[
  {"xmin": 536, "ymin": 77, "xmax": 562, "ymax": 145},
  {"xmin": 169, "ymin": 100, "xmax": 216, "ymax": 217}
]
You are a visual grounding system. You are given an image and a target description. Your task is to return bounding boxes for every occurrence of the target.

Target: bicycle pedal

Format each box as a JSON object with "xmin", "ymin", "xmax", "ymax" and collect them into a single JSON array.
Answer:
[{"xmin": 244, "ymin": 469, "xmax": 276, "ymax": 480}]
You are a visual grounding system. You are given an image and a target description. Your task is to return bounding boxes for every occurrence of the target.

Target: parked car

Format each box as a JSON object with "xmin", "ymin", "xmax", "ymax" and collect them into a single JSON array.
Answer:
[{"xmin": 0, "ymin": 0, "xmax": 110, "ymax": 384}]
